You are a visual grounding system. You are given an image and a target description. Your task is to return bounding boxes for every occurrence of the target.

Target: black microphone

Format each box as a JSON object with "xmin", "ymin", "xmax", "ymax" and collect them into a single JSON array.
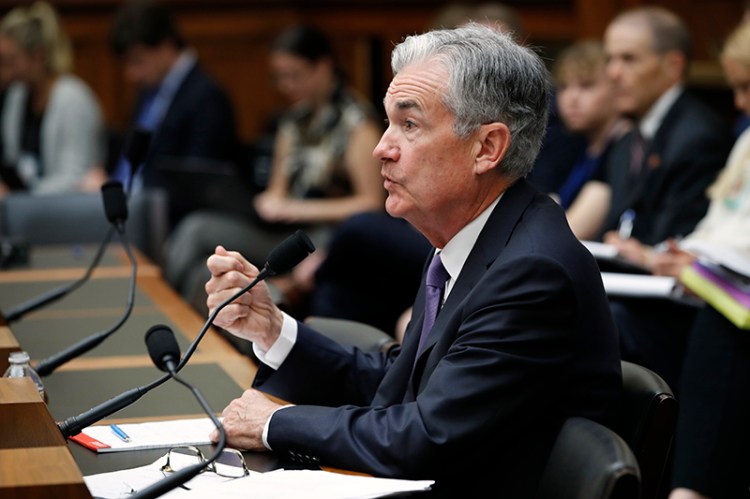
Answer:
[
  {"xmin": 3, "ymin": 128, "xmax": 149, "ymax": 323},
  {"xmin": 130, "ymin": 325, "xmax": 228, "ymax": 499},
  {"xmin": 174, "ymin": 229, "xmax": 315, "ymax": 372},
  {"xmin": 58, "ymin": 230, "xmax": 315, "ymax": 438},
  {"xmin": 145, "ymin": 324, "xmax": 180, "ymax": 373},
  {"xmin": 101, "ymin": 180, "xmax": 129, "ymax": 227}
]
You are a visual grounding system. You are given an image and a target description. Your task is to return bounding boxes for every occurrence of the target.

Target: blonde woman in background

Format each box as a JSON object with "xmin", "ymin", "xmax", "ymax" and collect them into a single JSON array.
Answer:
[
  {"xmin": 0, "ymin": 1, "xmax": 104, "ymax": 196},
  {"xmin": 664, "ymin": 20, "xmax": 750, "ymax": 499}
]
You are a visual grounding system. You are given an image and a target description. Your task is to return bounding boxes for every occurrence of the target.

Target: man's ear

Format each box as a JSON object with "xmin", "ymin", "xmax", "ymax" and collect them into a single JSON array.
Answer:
[
  {"xmin": 662, "ymin": 49, "xmax": 686, "ymax": 82},
  {"xmin": 474, "ymin": 122, "xmax": 511, "ymax": 175}
]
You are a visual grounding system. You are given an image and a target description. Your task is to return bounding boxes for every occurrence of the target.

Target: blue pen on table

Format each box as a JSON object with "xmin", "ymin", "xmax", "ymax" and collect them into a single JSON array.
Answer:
[
  {"xmin": 110, "ymin": 424, "xmax": 131, "ymax": 443},
  {"xmin": 617, "ymin": 209, "xmax": 636, "ymax": 240}
]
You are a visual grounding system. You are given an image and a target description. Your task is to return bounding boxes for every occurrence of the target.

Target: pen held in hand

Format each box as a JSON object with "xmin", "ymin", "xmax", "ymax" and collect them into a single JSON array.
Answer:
[
  {"xmin": 617, "ymin": 209, "xmax": 636, "ymax": 240},
  {"xmin": 110, "ymin": 423, "xmax": 131, "ymax": 443}
]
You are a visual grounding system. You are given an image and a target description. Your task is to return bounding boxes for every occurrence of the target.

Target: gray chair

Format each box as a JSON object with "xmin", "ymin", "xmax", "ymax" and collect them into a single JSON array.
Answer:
[
  {"xmin": 537, "ymin": 417, "xmax": 641, "ymax": 499},
  {"xmin": 0, "ymin": 188, "xmax": 168, "ymax": 264},
  {"xmin": 304, "ymin": 316, "xmax": 398, "ymax": 353},
  {"xmin": 619, "ymin": 361, "xmax": 678, "ymax": 499}
]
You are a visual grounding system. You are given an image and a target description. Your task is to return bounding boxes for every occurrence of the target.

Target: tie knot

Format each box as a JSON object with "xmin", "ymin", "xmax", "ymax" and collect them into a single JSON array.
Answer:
[{"xmin": 426, "ymin": 252, "xmax": 450, "ymax": 289}]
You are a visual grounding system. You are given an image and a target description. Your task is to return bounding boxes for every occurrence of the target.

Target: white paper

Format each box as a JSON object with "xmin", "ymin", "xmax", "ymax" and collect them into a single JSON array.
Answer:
[
  {"xmin": 84, "ymin": 452, "xmax": 242, "ymax": 498},
  {"xmin": 581, "ymin": 240, "xmax": 619, "ymax": 260},
  {"xmin": 85, "ymin": 454, "xmax": 434, "ymax": 499},
  {"xmin": 600, "ymin": 272, "xmax": 677, "ymax": 298},
  {"xmin": 166, "ymin": 469, "xmax": 434, "ymax": 499},
  {"xmin": 79, "ymin": 417, "xmax": 216, "ymax": 452},
  {"xmin": 680, "ymin": 240, "xmax": 750, "ymax": 278}
]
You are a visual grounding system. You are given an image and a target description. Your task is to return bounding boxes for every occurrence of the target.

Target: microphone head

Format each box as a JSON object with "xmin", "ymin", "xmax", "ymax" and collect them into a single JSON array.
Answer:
[
  {"xmin": 265, "ymin": 230, "xmax": 315, "ymax": 276},
  {"xmin": 101, "ymin": 180, "xmax": 128, "ymax": 224},
  {"xmin": 145, "ymin": 325, "xmax": 181, "ymax": 373},
  {"xmin": 124, "ymin": 128, "xmax": 152, "ymax": 175}
]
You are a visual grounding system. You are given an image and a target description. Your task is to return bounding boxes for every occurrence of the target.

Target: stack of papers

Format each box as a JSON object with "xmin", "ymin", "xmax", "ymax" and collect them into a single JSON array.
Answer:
[
  {"xmin": 84, "ymin": 453, "xmax": 434, "ymax": 498},
  {"xmin": 70, "ymin": 418, "xmax": 215, "ymax": 453},
  {"xmin": 681, "ymin": 260, "xmax": 750, "ymax": 329}
]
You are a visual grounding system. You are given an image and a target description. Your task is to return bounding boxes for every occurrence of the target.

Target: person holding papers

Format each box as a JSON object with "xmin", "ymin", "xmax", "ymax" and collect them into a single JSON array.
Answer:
[
  {"xmin": 594, "ymin": 19, "xmax": 750, "ymax": 499},
  {"xmin": 603, "ymin": 17, "xmax": 750, "ymax": 394},
  {"xmin": 204, "ymin": 24, "xmax": 621, "ymax": 498},
  {"xmin": 659, "ymin": 21, "xmax": 750, "ymax": 499},
  {"xmin": 590, "ymin": 7, "xmax": 734, "ymax": 393}
]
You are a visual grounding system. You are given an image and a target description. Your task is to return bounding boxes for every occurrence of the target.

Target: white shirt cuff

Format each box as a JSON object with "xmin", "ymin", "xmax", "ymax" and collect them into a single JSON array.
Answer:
[
  {"xmin": 262, "ymin": 404, "xmax": 293, "ymax": 450},
  {"xmin": 252, "ymin": 312, "xmax": 298, "ymax": 370}
]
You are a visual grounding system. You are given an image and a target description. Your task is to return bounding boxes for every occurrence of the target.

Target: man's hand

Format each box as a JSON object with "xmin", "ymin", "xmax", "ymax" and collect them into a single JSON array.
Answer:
[
  {"xmin": 205, "ymin": 245, "xmax": 284, "ymax": 351},
  {"xmin": 254, "ymin": 192, "xmax": 301, "ymax": 223},
  {"xmin": 209, "ymin": 389, "xmax": 286, "ymax": 451},
  {"xmin": 603, "ymin": 231, "xmax": 654, "ymax": 269},
  {"xmin": 652, "ymin": 240, "xmax": 696, "ymax": 278}
]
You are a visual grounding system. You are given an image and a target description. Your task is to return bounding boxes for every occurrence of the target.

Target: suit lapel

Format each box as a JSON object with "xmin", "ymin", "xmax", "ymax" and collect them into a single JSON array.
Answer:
[
  {"xmin": 408, "ymin": 179, "xmax": 538, "ymax": 391},
  {"xmin": 621, "ymin": 91, "xmax": 687, "ymax": 210}
]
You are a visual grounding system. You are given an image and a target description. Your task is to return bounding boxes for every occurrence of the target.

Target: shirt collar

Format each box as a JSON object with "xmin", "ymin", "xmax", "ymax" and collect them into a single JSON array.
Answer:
[
  {"xmin": 159, "ymin": 49, "xmax": 197, "ymax": 97},
  {"xmin": 639, "ymin": 84, "xmax": 683, "ymax": 140},
  {"xmin": 437, "ymin": 193, "xmax": 503, "ymax": 297}
]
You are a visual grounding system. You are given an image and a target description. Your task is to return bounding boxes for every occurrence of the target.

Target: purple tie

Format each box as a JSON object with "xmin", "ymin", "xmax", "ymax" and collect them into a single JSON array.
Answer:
[{"xmin": 416, "ymin": 252, "xmax": 450, "ymax": 355}]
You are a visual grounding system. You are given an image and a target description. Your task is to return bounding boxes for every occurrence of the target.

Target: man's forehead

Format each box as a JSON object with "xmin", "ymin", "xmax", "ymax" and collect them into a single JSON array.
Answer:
[
  {"xmin": 606, "ymin": 21, "xmax": 654, "ymax": 53},
  {"xmin": 383, "ymin": 62, "xmax": 448, "ymax": 110}
]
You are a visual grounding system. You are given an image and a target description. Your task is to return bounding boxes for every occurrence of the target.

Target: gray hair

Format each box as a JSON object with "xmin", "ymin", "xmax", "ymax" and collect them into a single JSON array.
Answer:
[
  {"xmin": 611, "ymin": 7, "xmax": 691, "ymax": 60},
  {"xmin": 391, "ymin": 23, "xmax": 549, "ymax": 179}
]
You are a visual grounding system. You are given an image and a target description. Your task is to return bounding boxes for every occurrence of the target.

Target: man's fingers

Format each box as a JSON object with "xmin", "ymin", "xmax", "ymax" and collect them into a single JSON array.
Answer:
[{"xmin": 207, "ymin": 253, "xmax": 244, "ymax": 277}]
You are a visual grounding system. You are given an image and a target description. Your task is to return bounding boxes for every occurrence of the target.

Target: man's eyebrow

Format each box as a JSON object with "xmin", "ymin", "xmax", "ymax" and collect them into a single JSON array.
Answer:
[{"xmin": 383, "ymin": 97, "xmax": 421, "ymax": 111}]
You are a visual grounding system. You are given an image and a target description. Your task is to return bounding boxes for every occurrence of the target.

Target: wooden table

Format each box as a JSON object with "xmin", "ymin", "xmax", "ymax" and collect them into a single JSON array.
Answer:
[{"xmin": 0, "ymin": 244, "xmax": 261, "ymax": 497}]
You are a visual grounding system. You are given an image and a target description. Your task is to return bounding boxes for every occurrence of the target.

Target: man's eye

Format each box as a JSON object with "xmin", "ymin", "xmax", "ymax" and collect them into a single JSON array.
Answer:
[{"xmin": 404, "ymin": 120, "xmax": 415, "ymax": 130}]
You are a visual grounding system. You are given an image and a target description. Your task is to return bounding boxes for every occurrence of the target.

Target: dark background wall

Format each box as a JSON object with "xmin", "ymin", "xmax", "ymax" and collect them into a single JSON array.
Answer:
[{"xmin": 6, "ymin": 0, "xmax": 743, "ymax": 142}]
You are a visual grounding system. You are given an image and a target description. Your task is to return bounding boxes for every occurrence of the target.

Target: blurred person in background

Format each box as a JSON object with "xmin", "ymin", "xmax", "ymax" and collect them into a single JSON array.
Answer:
[
  {"xmin": 105, "ymin": 0, "xmax": 240, "ymax": 228},
  {"xmin": 600, "ymin": 6, "xmax": 732, "ymax": 393},
  {"xmin": 552, "ymin": 40, "xmax": 629, "ymax": 238},
  {"xmin": 0, "ymin": 1, "xmax": 104, "ymax": 197},
  {"xmin": 164, "ymin": 24, "xmax": 383, "ymax": 317},
  {"xmin": 655, "ymin": 24, "xmax": 750, "ymax": 491},
  {"xmin": 590, "ymin": 31, "xmax": 750, "ymax": 480}
]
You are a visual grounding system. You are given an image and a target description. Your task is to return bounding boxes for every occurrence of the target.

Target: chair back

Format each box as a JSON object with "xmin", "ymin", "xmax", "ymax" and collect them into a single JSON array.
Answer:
[
  {"xmin": 304, "ymin": 316, "xmax": 398, "ymax": 353},
  {"xmin": 0, "ymin": 189, "xmax": 168, "ymax": 263},
  {"xmin": 537, "ymin": 417, "xmax": 641, "ymax": 499},
  {"xmin": 619, "ymin": 361, "xmax": 678, "ymax": 499}
]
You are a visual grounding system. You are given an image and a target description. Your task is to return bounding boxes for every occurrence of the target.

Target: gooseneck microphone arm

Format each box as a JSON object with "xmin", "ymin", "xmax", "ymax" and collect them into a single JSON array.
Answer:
[
  {"xmin": 130, "ymin": 378, "xmax": 226, "ymax": 499},
  {"xmin": 57, "ymin": 230, "xmax": 315, "ymax": 439},
  {"xmin": 129, "ymin": 326, "xmax": 228, "ymax": 499},
  {"xmin": 58, "ymin": 268, "xmax": 267, "ymax": 438},
  {"xmin": 3, "ymin": 227, "xmax": 116, "ymax": 322},
  {"xmin": 35, "ymin": 224, "xmax": 137, "ymax": 377}
]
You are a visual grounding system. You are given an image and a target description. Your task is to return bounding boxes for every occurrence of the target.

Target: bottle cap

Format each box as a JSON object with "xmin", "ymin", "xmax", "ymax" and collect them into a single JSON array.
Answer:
[{"xmin": 8, "ymin": 351, "xmax": 30, "ymax": 364}]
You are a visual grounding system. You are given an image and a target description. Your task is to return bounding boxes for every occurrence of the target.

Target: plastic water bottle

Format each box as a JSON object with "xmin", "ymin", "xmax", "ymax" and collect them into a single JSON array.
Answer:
[{"xmin": 3, "ymin": 351, "xmax": 46, "ymax": 401}]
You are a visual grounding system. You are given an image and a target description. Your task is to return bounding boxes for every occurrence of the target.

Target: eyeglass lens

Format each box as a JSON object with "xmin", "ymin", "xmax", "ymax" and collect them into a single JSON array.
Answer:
[{"xmin": 162, "ymin": 446, "xmax": 247, "ymax": 478}]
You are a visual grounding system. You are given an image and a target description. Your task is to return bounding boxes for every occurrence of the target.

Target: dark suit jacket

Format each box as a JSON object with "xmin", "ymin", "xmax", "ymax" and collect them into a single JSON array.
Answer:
[
  {"xmin": 137, "ymin": 63, "xmax": 241, "ymax": 225},
  {"xmin": 254, "ymin": 179, "xmax": 622, "ymax": 498},
  {"xmin": 600, "ymin": 90, "xmax": 732, "ymax": 245}
]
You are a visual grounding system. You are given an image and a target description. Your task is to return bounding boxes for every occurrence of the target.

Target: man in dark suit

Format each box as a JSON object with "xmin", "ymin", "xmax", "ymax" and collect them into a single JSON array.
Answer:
[
  {"xmin": 600, "ymin": 6, "xmax": 731, "ymax": 249},
  {"xmin": 598, "ymin": 7, "xmax": 733, "ymax": 392},
  {"xmin": 110, "ymin": 0, "xmax": 241, "ymax": 227},
  {"xmin": 205, "ymin": 24, "xmax": 621, "ymax": 498}
]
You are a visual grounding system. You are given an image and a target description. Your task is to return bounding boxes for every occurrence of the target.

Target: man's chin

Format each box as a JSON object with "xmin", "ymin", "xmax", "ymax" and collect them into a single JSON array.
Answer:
[{"xmin": 384, "ymin": 197, "xmax": 406, "ymax": 219}]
